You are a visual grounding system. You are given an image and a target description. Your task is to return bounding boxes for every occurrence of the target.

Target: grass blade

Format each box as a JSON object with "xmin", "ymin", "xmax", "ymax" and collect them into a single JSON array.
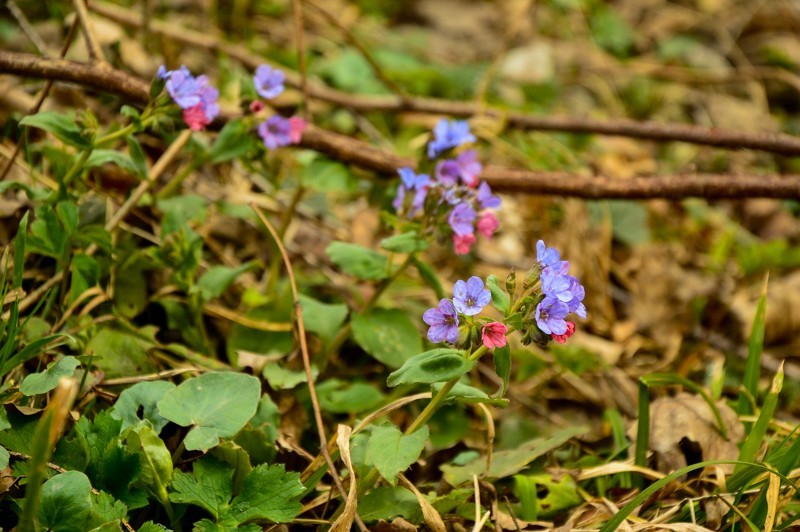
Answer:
[{"xmin": 737, "ymin": 274, "xmax": 768, "ymax": 419}]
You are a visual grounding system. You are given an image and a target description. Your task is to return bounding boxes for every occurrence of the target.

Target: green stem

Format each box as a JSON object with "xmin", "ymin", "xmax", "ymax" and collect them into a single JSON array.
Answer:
[
  {"xmin": 61, "ymin": 149, "xmax": 92, "ymax": 187},
  {"xmin": 155, "ymin": 160, "xmax": 195, "ymax": 199}
]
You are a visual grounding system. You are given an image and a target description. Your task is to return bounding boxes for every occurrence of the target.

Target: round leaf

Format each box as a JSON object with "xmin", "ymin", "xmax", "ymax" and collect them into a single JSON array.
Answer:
[
  {"xmin": 111, "ymin": 380, "xmax": 176, "ymax": 433},
  {"xmin": 326, "ymin": 242, "xmax": 388, "ymax": 280},
  {"xmin": 157, "ymin": 372, "xmax": 261, "ymax": 452},
  {"xmin": 21, "ymin": 356, "xmax": 80, "ymax": 396}
]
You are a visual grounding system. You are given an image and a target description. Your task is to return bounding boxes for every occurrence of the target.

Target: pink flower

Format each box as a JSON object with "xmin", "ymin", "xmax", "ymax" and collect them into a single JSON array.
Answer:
[
  {"xmin": 288, "ymin": 117, "xmax": 307, "ymax": 144},
  {"xmin": 182, "ymin": 104, "xmax": 211, "ymax": 131},
  {"xmin": 249, "ymin": 100, "xmax": 265, "ymax": 113},
  {"xmin": 453, "ymin": 233, "xmax": 476, "ymax": 255},
  {"xmin": 551, "ymin": 321, "xmax": 576, "ymax": 344},
  {"xmin": 476, "ymin": 212, "xmax": 499, "ymax": 239},
  {"xmin": 481, "ymin": 322, "xmax": 508, "ymax": 349}
]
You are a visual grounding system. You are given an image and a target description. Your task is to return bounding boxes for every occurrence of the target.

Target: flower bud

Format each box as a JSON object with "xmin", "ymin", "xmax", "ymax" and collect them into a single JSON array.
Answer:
[
  {"xmin": 505, "ymin": 270, "xmax": 516, "ymax": 296},
  {"xmin": 522, "ymin": 264, "xmax": 540, "ymax": 289}
]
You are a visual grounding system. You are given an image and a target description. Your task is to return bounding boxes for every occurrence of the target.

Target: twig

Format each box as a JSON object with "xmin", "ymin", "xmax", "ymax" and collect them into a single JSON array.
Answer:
[
  {"xmin": 6, "ymin": 1, "xmax": 49, "ymax": 55},
  {"xmin": 0, "ymin": 18, "xmax": 79, "ymax": 181},
  {"xmin": 72, "ymin": 0, "xmax": 108, "ymax": 65},
  {"xmin": 250, "ymin": 204, "xmax": 367, "ymax": 532},
  {"xmin": 3, "ymin": 50, "xmax": 800, "ymax": 199},
  {"xmin": 86, "ymin": 0, "xmax": 800, "ymax": 157},
  {"xmin": 291, "ymin": 0, "xmax": 310, "ymax": 121}
]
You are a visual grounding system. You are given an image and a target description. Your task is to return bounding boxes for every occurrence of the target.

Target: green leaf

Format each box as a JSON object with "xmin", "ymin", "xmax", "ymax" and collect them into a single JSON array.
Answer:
[
  {"xmin": 590, "ymin": 5, "xmax": 635, "ymax": 58},
  {"xmin": 126, "ymin": 136, "xmax": 148, "ymax": 179},
  {"xmin": 316, "ymin": 379, "xmax": 385, "ymax": 414},
  {"xmin": 13, "ymin": 211, "xmax": 28, "ymax": 289},
  {"xmin": 486, "ymin": 275, "xmax": 509, "ymax": 314},
  {"xmin": 262, "ymin": 364, "xmax": 315, "ymax": 390},
  {"xmin": 387, "ymin": 349, "xmax": 475, "ymax": 387},
  {"xmin": 20, "ymin": 111, "xmax": 92, "ymax": 149},
  {"xmin": 88, "ymin": 491, "xmax": 128, "ymax": 529},
  {"xmin": 157, "ymin": 194, "xmax": 209, "ymax": 235},
  {"xmin": 493, "ymin": 345, "xmax": 511, "ymax": 398},
  {"xmin": 68, "ymin": 254, "xmax": 100, "ymax": 304},
  {"xmin": 210, "ymin": 120, "xmax": 255, "ymax": 163},
  {"xmin": 86, "ymin": 327, "xmax": 157, "ymax": 378},
  {"xmin": 380, "ymin": 232, "xmax": 429, "ymax": 253},
  {"xmin": 195, "ymin": 262, "xmax": 257, "ymax": 302},
  {"xmin": 38, "ymin": 471, "xmax": 93, "ymax": 532},
  {"xmin": 157, "ymin": 372, "xmax": 261, "ymax": 452},
  {"xmin": 137, "ymin": 522, "xmax": 170, "ymax": 532},
  {"xmin": 352, "ymin": 309, "xmax": 423, "ymax": 368},
  {"xmin": 302, "ymin": 157, "xmax": 357, "ymax": 193},
  {"xmin": 20, "ymin": 356, "xmax": 80, "ymax": 396},
  {"xmin": 0, "ymin": 446, "xmax": 8, "ymax": 470},
  {"xmin": 110, "ymin": 380, "xmax": 177, "ymax": 433},
  {"xmin": 85, "ymin": 150, "xmax": 141, "ymax": 176},
  {"xmin": 367, "ymin": 424, "xmax": 429, "ymax": 486},
  {"xmin": 298, "ymin": 295, "xmax": 348, "ymax": 347},
  {"xmin": 219, "ymin": 464, "xmax": 304, "ymax": 525},
  {"xmin": 433, "ymin": 382, "xmax": 508, "ymax": 407},
  {"xmin": 737, "ymin": 275, "xmax": 767, "ymax": 417},
  {"xmin": 170, "ymin": 455, "xmax": 234, "ymax": 519},
  {"xmin": 358, "ymin": 486, "xmax": 422, "ymax": 523},
  {"xmin": 441, "ymin": 426, "xmax": 587, "ymax": 485},
  {"xmin": 126, "ymin": 423, "xmax": 173, "ymax": 505},
  {"xmin": 514, "ymin": 473, "xmax": 581, "ymax": 520},
  {"xmin": 326, "ymin": 241, "xmax": 388, "ymax": 280}
]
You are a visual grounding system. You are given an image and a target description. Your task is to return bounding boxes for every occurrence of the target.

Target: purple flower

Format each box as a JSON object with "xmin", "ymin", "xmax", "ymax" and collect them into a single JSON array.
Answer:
[
  {"xmin": 423, "ymin": 299, "xmax": 460, "ymax": 343},
  {"xmin": 448, "ymin": 203, "xmax": 476, "ymax": 236},
  {"xmin": 258, "ymin": 116, "xmax": 292, "ymax": 149},
  {"xmin": 195, "ymin": 75, "xmax": 220, "ymax": 121},
  {"xmin": 253, "ymin": 65, "xmax": 285, "ymax": 100},
  {"xmin": 394, "ymin": 168, "xmax": 430, "ymax": 215},
  {"xmin": 541, "ymin": 265, "xmax": 573, "ymax": 303},
  {"xmin": 536, "ymin": 240, "xmax": 561, "ymax": 268},
  {"xmin": 476, "ymin": 181, "xmax": 500, "ymax": 209},
  {"xmin": 535, "ymin": 296, "xmax": 569, "ymax": 335},
  {"xmin": 435, "ymin": 159, "xmax": 460, "ymax": 186},
  {"xmin": 428, "ymin": 119, "xmax": 476, "ymax": 159},
  {"xmin": 166, "ymin": 65, "xmax": 201, "ymax": 109},
  {"xmin": 566, "ymin": 276, "xmax": 587, "ymax": 319},
  {"xmin": 156, "ymin": 65, "xmax": 170, "ymax": 80},
  {"xmin": 452, "ymin": 276, "xmax": 491, "ymax": 316},
  {"xmin": 455, "ymin": 150, "xmax": 482, "ymax": 187}
]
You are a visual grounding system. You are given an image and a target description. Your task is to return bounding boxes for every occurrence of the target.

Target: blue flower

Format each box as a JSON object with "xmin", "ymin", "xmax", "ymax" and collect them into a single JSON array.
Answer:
[
  {"xmin": 452, "ymin": 276, "xmax": 491, "ymax": 316},
  {"xmin": 565, "ymin": 276, "xmax": 587, "ymax": 319},
  {"xmin": 435, "ymin": 159, "xmax": 461, "ymax": 186},
  {"xmin": 536, "ymin": 240, "xmax": 561, "ymax": 268},
  {"xmin": 476, "ymin": 181, "xmax": 500, "ymax": 209},
  {"xmin": 541, "ymin": 266, "xmax": 573, "ymax": 302},
  {"xmin": 423, "ymin": 299, "xmax": 460, "ymax": 343},
  {"xmin": 394, "ymin": 168, "xmax": 430, "ymax": 215},
  {"xmin": 428, "ymin": 119, "xmax": 476, "ymax": 159},
  {"xmin": 448, "ymin": 203, "xmax": 476, "ymax": 236},
  {"xmin": 165, "ymin": 65, "xmax": 201, "ymax": 109},
  {"xmin": 156, "ymin": 65, "xmax": 170, "ymax": 80},
  {"xmin": 535, "ymin": 296, "xmax": 569, "ymax": 335},
  {"xmin": 253, "ymin": 65, "xmax": 285, "ymax": 100}
]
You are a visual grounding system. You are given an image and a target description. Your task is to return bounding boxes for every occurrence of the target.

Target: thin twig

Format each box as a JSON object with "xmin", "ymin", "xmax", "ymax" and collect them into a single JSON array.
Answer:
[
  {"xmin": 86, "ymin": 0, "xmax": 800, "ymax": 156},
  {"xmin": 291, "ymin": 0, "xmax": 310, "ymax": 121},
  {"xmin": 0, "ymin": 18, "xmax": 79, "ymax": 181},
  {"xmin": 4, "ymin": 50, "xmax": 800, "ymax": 199},
  {"xmin": 72, "ymin": 0, "xmax": 108, "ymax": 65},
  {"xmin": 6, "ymin": 1, "xmax": 49, "ymax": 55},
  {"xmin": 250, "ymin": 204, "xmax": 367, "ymax": 532}
]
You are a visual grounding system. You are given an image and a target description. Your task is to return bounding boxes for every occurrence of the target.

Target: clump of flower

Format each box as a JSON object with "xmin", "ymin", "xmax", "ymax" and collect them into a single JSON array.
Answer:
[
  {"xmin": 250, "ymin": 64, "xmax": 307, "ymax": 150},
  {"xmin": 393, "ymin": 119, "xmax": 500, "ymax": 256},
  {"xmin": 158, "ymin": 65, "xmax": 220, "ymax": 131},
  {"xmin": 423, "ymin": 240, "xmax": 587, "ymax": 351}
]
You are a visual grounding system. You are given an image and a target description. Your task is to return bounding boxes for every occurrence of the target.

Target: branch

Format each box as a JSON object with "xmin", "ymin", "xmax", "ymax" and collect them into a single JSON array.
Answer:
[
  {"xmin": 2, "ymin": 50, "xmax": 800, "ymax": 199},
  {"xmin": 89, "ymin": 0, "xmax": 800, "ymax": 157}
]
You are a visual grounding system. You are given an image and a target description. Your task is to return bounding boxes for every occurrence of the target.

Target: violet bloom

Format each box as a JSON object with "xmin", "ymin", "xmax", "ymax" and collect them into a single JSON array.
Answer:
[
  {"xmin": 566, "ymin": 276, "xmax": 587, "ymax": 319},
  {"xmin": 428, "ymin": 119, "xmax": 476, "ymax": 159},
  {"xmin": 394, "ymin": 168, "xmax": 430, "ymax": 215},
  {"xmin": 452, "ymin": 276, "xmax": 491, "ymax": 316},
  {"xmin": 448, "ymin": 203, "xmax": 476, "ymax": 236},
  {"xmin": 536, "ymin": 240, "xmax": 561, "ymax": 268},
  {"xmin": 541, "ymin": 266, "xmax": 573, "ymax": 303},
  {"xmin": 535, "ymin": 296, "xmax": 569, "ymax": 335},
  {"xmin": 156, "ymin": 65, "xmax": 170, "ymax": 80},
  {"xmin": 166, "ymin": 65, "xmax": 201, "ymax": 109},
  {"xmin": 253, "ymin": 65, "xmax": 285, "ymax": 99},
  {"xmin": 435, "ymin": 159, "xmax": 460, "ymax": 186},
  {"xmin": 476, "ymin": 181, "xmax": 500, "ymax": 209},
  {"xmin": 455, "ymin": 150, "xmax": 482, "ymax": 187},
  {"xmin": 196, "ymin": 76, "xmax": 220, "ymax": 119},
  {"xmin": 423, "ymin": 298, "xmax": 460, "ymax": 344},
  {"xmin": 258, "ymin": 115, "xmax": 293, "ymax": 149}
]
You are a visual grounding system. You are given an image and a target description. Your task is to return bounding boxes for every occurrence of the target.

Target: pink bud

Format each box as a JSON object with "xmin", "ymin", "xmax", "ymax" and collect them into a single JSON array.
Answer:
[
  {"xmin": 249, "ymin": 100, "xmax": 266, "ymax": 113},
  {"xmin": 182, "ymin": 104, "xmax": 210, "ymax": 131},
  {"xmin": 476, "ymin": 212, "xmax": 499, "ymax": 239},
  {"xmin": 481, "ymin": 322, "xmax": 508, "ymax": 349},
  {"xmin": 551, "ymin": 321, "xmax": 576, "ymax": 344},
  {"xmin": 288, "ymin": 116, "xmax": 307, "ymax": 144},
  {"xmin": 453, "ymin": 233, "xmax": 476, "ymax": 255}
]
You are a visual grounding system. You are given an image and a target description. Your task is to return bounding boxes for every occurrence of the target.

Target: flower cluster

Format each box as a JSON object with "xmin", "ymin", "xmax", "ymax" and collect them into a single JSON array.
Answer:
[
  {"xmin": 533, "ymin": 240, "xmax": 586, "ymax": 343},
  {"xmin": 158, "ymin": 65, "xmax": 220, "ymax": 131},
  {"xmin": 394, "ymin": 119, "xmax": 501, "ymax": 256},
  {"xmin": 423, "ymin": 276, "xmax": 508, "ymax": 350},
  {"xmin": 251, "ymin": 65, "xmax": 307, "ymax": 150}
]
